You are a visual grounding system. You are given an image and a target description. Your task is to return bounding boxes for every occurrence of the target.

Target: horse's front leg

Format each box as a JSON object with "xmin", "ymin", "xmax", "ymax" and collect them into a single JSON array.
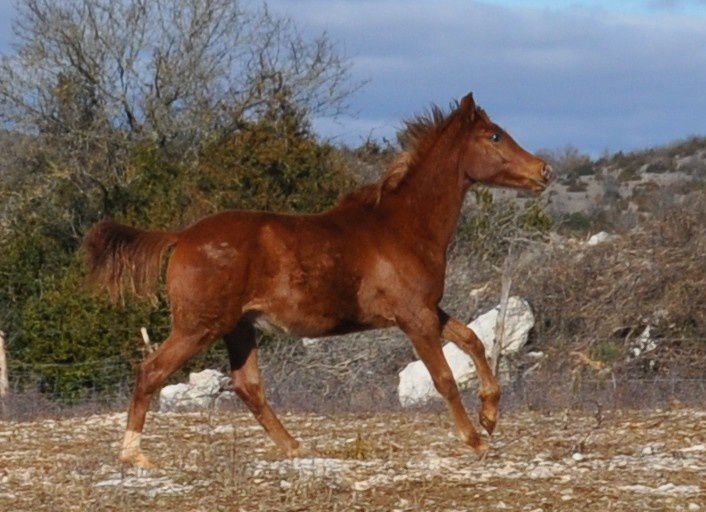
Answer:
[
  {"xmin": 438, "ymin": 308, "xmax": 501, "ymax": 436},
  {"xmin": 398, "ymin": 308, "xmax": 487, "ymax": 456}
]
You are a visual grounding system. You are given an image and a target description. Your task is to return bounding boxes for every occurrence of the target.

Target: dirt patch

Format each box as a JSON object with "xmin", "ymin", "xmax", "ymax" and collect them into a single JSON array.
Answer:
[{"xmin": 1, "ymin": 408, "xmax": 704, "ymax": 511}]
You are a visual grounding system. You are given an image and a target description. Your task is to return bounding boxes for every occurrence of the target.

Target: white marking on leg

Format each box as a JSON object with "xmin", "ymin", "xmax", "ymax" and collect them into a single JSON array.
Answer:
[{"xmin": 121, "ymin": 430, "xmax": 141, "ymax": 458}]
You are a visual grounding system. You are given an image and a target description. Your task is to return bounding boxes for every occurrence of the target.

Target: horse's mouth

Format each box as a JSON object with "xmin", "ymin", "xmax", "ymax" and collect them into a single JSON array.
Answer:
[{"xmin": 529, "ymin": 176, "xmax": 550, "ymax": 191}]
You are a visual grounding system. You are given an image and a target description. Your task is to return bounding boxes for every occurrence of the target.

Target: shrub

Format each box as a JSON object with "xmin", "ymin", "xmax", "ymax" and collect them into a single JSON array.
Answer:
[
  {"xmin": 566, "ymin": 180, "xmax": 588, "ymax": 192},
  {"xmin": 455, "ymin": 189, "xmax": 552, "ymax": 261},
  {"xmin": 0, "ymin": 113, "xmax": 357, "ymax": 400},
  {"xmin": 561, "ymin": 212, "xmax": 592, "ymax": 233}
]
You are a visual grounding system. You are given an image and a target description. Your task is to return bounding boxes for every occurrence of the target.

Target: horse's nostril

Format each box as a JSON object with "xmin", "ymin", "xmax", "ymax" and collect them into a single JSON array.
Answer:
[{"xmin": 542, "ymin": 164, "xmax": 553, "ymax": 180}]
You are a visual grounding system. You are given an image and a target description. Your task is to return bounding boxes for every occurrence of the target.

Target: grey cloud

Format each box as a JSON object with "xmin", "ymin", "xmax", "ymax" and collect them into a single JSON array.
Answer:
[
  {"xmin": 1, "ymin": 1, "xmax": 704, "ymax": 153},
  {"xmin": 270, "ymin": 0, "xmax": 706, "ymax": 153}
]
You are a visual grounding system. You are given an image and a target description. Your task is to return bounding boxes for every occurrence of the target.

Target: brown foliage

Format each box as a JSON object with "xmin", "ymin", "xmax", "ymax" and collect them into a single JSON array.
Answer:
[{"xmin": 514, "ymin": 191, "xmax": 706, "ymax": 375}]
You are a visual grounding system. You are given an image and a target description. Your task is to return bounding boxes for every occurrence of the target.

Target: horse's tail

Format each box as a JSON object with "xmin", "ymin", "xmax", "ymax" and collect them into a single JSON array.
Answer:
[{"xmin": 82, "ymin": 218, "xmax": 179, "ymax": 302}]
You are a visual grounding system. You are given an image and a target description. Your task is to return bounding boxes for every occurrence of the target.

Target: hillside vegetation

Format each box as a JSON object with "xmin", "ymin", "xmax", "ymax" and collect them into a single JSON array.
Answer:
[{"xmin": 0, "ymin": 0, "xmax": 704, "ymax": 406}]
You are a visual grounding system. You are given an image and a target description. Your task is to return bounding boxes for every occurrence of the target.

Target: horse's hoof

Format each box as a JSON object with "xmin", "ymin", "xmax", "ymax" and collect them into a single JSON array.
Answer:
[
  {"xmin": 473, "ymin": 441, "xmax": 489, "ymax": 460},
  {"xmin": 285, "ymin": 445, "xmax": 308, "ymax": 458},
  {"xmin": 479, "ymin": 411, "xmax": 497, "ymax": 436},
  {"xmin": 120, "ymin": 451, "xmax": 156, "ymax": 469}
]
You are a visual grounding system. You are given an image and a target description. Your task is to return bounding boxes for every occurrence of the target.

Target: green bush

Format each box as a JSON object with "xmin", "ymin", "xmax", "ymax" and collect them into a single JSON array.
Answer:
[
  {"xmin": 0, "ymin": 112, "xmax": 356, "ymax": 400},
  {"xmin": 561, "ymin": 212, "xmax": 592, "ymax": 233},
  {"xmin": 590, "ymin": 340, "xmax": 623, "ymax": 364},
  {"xmin": 11, "ymin": 260, "xmax": 169, "ymax": 399}
]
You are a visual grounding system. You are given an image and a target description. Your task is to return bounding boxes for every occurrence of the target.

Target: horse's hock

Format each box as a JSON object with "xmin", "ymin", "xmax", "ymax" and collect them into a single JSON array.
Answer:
[{"xmin": 398, "ymin": 297, "xmax": 535, "ymax": 407}]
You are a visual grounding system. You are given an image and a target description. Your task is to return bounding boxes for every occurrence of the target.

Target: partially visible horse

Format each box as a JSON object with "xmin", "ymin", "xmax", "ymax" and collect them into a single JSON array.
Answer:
[{"xmin": 84, "ymin": 92, "xmax": 551, "ymax": 467}]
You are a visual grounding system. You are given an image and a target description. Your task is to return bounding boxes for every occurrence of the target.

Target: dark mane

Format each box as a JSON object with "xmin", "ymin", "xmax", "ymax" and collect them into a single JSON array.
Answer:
[{"xmin": 337, "ymin": 102, "xmax": 478, "ymax": 208}]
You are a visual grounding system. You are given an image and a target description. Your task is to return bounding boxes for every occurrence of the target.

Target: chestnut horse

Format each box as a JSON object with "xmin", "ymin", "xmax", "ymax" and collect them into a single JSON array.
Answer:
[{"xmin": 84, "ymin": 92, "xmax": 551, "ymax": 468}]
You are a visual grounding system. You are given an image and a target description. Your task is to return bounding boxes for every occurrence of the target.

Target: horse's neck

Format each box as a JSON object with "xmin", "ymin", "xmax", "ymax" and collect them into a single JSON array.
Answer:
[{"xmin": 383, "ymin": 143, "xmax": 466, "ymax": 257}]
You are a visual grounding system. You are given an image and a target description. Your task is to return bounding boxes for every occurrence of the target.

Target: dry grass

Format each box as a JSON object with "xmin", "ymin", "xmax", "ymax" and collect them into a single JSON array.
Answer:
[
  {"xmin": 1, "ymin": 408, "xmax": 704, "ymax": 511},
  {"xmin": 501, "ymin": 194, "xmax": 706, "ymax": 378}
]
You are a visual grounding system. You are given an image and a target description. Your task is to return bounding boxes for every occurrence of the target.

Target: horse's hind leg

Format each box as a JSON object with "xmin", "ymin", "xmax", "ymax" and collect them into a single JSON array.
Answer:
[
  {"xmin": 120, "ymin": 329, "xmax": 213, "ymax": 468},
  {"xmin": 224, "ymin": 321, "xmax": 301, "ymax": 456}
]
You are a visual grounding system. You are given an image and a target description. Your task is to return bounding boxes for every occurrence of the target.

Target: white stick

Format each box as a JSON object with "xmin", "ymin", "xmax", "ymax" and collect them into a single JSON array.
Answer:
[
  {"xmin": 491, "ymin": 258, "xmax": 513, "ymax": 376},
  {"xmin": 0, "ymin": 331, "xmax": 8, "ymax": 398},
  {"xmin": 140, "ymin": 327, "xmax": 154, "ymax": 354}
]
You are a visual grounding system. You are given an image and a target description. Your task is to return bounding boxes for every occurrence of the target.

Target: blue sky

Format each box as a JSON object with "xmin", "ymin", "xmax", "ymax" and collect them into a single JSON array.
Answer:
[{"xmin": 2, "ymin": 0, "xmax": 706, "ymax": 154}]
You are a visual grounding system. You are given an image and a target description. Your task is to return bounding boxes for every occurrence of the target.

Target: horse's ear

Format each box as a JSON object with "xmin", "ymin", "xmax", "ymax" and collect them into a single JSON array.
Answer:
[{"xmin": 460, "ymin": 92, "xmax": 476, "ymax": 121}]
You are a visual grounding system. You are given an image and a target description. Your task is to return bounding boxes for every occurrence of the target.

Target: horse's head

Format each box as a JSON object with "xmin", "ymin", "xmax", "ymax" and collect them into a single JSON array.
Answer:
[{"xmin": 453, "ymin": 92, "xmax": 551, "ymax": 191}]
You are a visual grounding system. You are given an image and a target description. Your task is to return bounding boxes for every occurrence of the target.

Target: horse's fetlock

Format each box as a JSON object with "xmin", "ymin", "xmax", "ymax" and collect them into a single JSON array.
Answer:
[{"xmin": 480, "ymin": 384, "xmax": 501, "ymax": 402}]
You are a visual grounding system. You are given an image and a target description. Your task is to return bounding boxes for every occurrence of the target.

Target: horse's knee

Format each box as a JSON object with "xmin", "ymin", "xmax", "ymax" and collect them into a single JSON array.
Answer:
[{"xmin": 433, "ymin": 371, "xmax": 459, "ymax": 400}]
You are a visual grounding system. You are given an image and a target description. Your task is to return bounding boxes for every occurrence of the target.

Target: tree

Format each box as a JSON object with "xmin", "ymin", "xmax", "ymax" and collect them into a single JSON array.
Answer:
[
  {"xmin": 2, "ymin": 0, "xmax": 356, "ymax": 150},
  {"xmin": 0, "ymin": 0, "xmax": 359, "ymax": 232},
  {"xmin": 0, "ymin": 0, "xmax": 361, "ymax": 397}
]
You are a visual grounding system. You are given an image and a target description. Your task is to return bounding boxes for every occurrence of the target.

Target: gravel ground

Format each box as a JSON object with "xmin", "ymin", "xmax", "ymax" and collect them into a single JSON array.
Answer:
[{"xmin": 1, "ymin": 408, "xmax": 704, "ymax": 511}]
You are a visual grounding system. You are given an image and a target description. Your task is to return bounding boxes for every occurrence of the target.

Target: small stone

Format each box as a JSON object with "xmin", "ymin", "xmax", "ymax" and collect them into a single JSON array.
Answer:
[
  {"xmin": 302, "ymin": 337, "xmax": 318, "ymax": 347},
  {"xmin": 688, "ymin": 504, "xmax": 700, "ymax": 511},
  {"xmin": 572, "ymin": 452, "xmax": 585, "ymax": 462},
  {"xmin": 352, "ymin": 481, "xmax": 370, "ymax": 491},
  {"xmin": 641, "ymin": 445, "xmax": 654, "ymax": 456},
  {"xmin": 587, "ymin": 231, "xmax": 619, "ymax": 246},
  {"xmin": 280, "ymin": 480, "xmax": 292, "ymax": 490},
  {"xmin": 528, "ymin": 466, "xmax": 553, "ymax": 479},
  {"xmin": 214, "ymin": 424, "xmax": 235, "ymax": 435}
]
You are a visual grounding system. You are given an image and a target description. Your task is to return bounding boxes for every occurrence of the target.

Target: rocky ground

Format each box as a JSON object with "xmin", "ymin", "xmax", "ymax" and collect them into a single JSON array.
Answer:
[{"xmin": 0, "ymin": 407, "xmax": 704, "ymax": 511}]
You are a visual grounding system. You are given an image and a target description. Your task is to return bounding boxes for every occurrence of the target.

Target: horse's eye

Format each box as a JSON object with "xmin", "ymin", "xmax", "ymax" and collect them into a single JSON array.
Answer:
[{"xmin": 490, "ymin": 133, "xmax": 502, "ymax": 143}]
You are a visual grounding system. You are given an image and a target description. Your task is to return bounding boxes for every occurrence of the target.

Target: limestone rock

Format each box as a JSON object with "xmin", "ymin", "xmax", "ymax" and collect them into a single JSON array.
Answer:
[
  {"xmin": 159, "ymin": 369, "xmax": 230, "ymax": 412},
  {"xmin": 398, "ymin": 297, "xmax": 534, "ymax": 407},
  {"xmin": 587, "ymin": 231, "xmax": 620, "ymax": 246}
]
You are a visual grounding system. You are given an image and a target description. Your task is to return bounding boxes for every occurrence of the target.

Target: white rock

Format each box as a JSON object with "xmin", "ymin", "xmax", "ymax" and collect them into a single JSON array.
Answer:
[
  {"xmin": 468, "ymin": 297, "xmax": 535, "ymax": 354},
  {"xmin": 398, "ymin": 343, "xmax": 473, "ymax": 407},
  {"xmin": 688, "ymin": 503, "xmax": 700, "ymax": 511},
  {"xmin": 188, "ymin": 369, "xmax": 230, "ymax": 394},
  {"xmin": 398, "ymin": 297, "xmax": 534, "ymax": 407},
  {"xmin": 641, "ymin": 445, "xmax": 654, "ymax": 456},
  {"xmin": 571, "ymin": 452, "xmax": 585, "ymax": 462},
  {"xmin": 627, "ymin": 325, "xmax": 658, "ymax": 362},
  {"xmin": 680, "ymin": 444, "xmax": 706, "ymax": 453},
  {"xmin": 213, "ymin": 424, "xmax": 235, "ymax": 435},
  {"xmin": 528, "ymin": 466, "xmax": 554, "ymax": 479},
  {"xmin": 214, "ymin": 390, "xmax": 239, "ymax": 410},
  {"xmin": 158, "ymin": 383, "xmax": 192, "ymax": 412},
  {"xmin": 159, "ymin": 369, "xmax": 230, "ymax": 412},
  {"xmin": 587, "ymin": 231, "xmax": 619, "ymax": 246},
  {"xmin": 302, "ymin": 337, "xmax": 318, "ymax": 347},
  {"xmin": 94, "ymin": 475, "xmax": 193, "ymax": 497},
  {"xmin": 619, "ymin": 484, "xmax": 700, "ymax": 495}
]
